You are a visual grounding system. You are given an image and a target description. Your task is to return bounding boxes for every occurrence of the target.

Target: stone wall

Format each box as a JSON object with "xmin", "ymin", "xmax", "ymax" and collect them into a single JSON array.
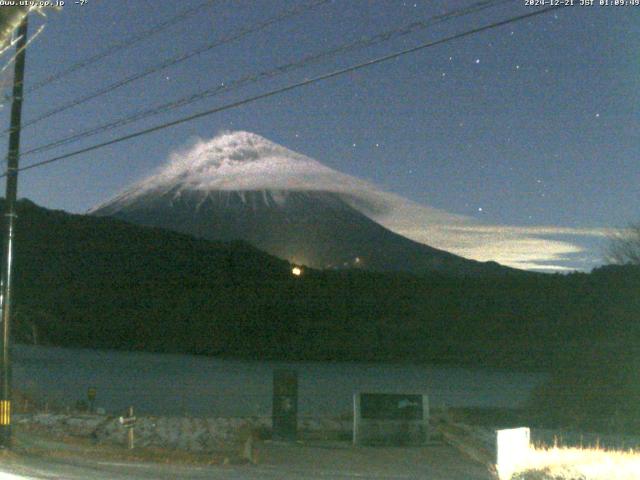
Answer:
[{"xmin": 16, "ymin": 413, "xmax": 350, "ymax": 452}]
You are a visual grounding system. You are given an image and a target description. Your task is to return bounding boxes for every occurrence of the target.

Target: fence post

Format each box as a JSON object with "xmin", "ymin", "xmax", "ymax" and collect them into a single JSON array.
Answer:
[
  {"xmin": 127, "ymin": 406, "xmax": 134, "ymax": 449},
  {"xmin": 119, "ymin": 406, "xmax": 136, "ymax": 449}
]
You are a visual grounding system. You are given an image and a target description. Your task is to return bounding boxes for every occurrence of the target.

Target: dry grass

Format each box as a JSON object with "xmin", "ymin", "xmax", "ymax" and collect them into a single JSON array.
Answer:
[{"xmin": 510, "ymin": 445, "xmax": 640, "ymax": 480}]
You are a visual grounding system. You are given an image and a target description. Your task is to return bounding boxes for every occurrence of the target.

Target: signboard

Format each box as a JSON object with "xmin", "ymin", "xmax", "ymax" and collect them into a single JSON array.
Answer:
[
  {"xmin": 119, "ymin": 406, "xmax": 136, "ymax": 449},
  {"xmin": 353, "ymin": 392, "xmax": 429, "ymax": 446},
  {"xmin": 87, "ymin": 387, "xmax": 96, "ymax": 412},
  {"xmin": 118, "ymin": 415, "xmax": 136, "ymax": 428},
  {"xmin": 360, "ymin": 393, "xmax": 423, "ymax": 420},
  {"xmin": 87, "ymin": 387, "xmax": 96, "ymax": 401},
  {"xmin": 272, "ymin": 370, "xmax": 298, "ymax": 441}
]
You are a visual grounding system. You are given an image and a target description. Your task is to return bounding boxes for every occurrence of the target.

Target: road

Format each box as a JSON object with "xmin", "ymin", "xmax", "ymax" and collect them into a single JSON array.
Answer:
[{"xmin": 0, "ymin": 439, "xmax": 494, "ymax": 480}]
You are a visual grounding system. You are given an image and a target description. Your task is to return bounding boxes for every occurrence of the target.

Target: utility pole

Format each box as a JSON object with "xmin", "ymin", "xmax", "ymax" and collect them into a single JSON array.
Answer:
[{"xmin": 0, "ymin": 14, "xmax": 28, "ymax": 448}]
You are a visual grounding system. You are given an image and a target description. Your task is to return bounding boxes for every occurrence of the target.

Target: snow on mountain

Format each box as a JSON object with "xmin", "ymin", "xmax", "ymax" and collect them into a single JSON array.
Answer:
[
  {"xmin": 93, "ymin": 131, "xmax": 457, "ymax": 221},
  {"xmin": 91, "ymin": 131, "xmax": 588, "ymax": 272}
]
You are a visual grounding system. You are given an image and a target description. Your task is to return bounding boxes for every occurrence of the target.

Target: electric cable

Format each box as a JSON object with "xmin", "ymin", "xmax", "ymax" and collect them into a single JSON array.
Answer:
[
  {"xmin": 2, "ymin": 4, "xmax": 564, "ymax": 178},
  {"xmin": 21, "ymin": 0, "xmax": 513, "ymax": 157}
]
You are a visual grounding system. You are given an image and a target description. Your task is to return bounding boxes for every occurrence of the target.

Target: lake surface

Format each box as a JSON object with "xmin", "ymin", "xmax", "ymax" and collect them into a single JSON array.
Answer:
[{"xmin": 13, "ymin": 344, "xmax": 547, "ymax": 417}]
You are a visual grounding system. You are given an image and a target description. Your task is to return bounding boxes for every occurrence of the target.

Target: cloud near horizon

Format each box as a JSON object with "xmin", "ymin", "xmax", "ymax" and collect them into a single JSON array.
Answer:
[
  {"xmin": 101, "ymin": 131, "xmax": 609, "ymax": 272},
  {"xmin": 339, "ymin": 189, "xmax": 608, "ymax": 272}
]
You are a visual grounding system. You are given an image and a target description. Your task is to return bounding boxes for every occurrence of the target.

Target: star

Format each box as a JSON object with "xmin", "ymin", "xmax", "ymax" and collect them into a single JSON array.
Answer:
[
  {"xmin": 475, "ymin": 58, "xmax": 480, "ymax": 64},
  {"xmin": 478, "ymin": 207, "xmax": 483, "ymax": 212},
  {"xmin": 595, "ymin": 113, "xmax": 600, "ymax": 118}
]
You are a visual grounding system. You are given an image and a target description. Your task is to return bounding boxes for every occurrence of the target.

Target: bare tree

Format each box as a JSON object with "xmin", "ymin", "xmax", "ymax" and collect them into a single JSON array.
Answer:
[{"xmin": 606, "ymin": 224, "xmax": 640, "ymax": 265}]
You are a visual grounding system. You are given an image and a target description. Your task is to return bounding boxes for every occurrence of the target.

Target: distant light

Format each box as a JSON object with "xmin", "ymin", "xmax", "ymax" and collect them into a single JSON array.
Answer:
[{"xmin": 291, "ymin": 267, "xmax": 302, "ymax": 276}]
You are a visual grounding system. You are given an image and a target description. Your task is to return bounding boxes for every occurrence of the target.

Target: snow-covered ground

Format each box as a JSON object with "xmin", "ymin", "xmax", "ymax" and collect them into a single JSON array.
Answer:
[{"xmin": 14, "ymin": 344, "xmax": 546, "ymax": 417}]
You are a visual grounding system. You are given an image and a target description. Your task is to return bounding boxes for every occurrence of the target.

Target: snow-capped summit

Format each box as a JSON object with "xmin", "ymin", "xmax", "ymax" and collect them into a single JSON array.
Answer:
[
  {"xmin": 91, "ymin": 131, "xmax": 510, "ymax": 275},
  {"xmin": 93, "ymin": 131, "xmax": 397, "ymax": 211}
]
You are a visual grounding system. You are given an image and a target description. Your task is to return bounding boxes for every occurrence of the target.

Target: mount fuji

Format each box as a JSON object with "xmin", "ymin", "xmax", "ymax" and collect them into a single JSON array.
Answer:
[{"xmin": 90, "ymin": 131, "xmax": 514, "ymax": 275}]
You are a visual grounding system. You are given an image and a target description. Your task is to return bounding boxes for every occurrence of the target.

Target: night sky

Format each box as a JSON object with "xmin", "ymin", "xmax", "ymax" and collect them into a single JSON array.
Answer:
[{"xmin": 0, "ymin": 0, "xmax": 637, "ymax": 271}]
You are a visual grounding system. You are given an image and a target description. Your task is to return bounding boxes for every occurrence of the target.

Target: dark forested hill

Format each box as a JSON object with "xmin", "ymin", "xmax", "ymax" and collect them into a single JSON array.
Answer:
[{"xmin": 7, "ymin": 199, "xmax": 640, "ymax": 371}]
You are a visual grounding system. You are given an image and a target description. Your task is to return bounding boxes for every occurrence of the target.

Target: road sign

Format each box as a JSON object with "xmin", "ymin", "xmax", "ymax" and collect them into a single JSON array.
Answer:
[
  {"xmin": 119, "ymin": 406, "xmax": 136, "ymax": 449},
  {"xmin": 119, "ymin": 415, "xmax": 136, "ymax": 428}
]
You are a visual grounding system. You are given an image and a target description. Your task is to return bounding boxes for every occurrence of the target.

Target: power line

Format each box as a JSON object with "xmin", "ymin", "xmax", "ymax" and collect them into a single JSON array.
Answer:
[
  {"xmin": 17, "ymin": 0, "xmax": 219, "ymax": 96},
  {"xmin": 4, "ymin": 5, "xmax": 564, "ymax": 178},
  {"xmin": 8, "ymin": 0, "xmax": 331, "ymax": 135},
  {"xmin": 23, "ymin": 0, "xmax": 510, "ymax": 156},
  {"xmin": 21, "ymin": 0, "xmax": 512, "ymax": 157}
]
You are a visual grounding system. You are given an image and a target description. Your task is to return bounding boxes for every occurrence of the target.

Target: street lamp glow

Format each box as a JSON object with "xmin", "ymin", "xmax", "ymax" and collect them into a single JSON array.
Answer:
[{"xmin": 291, "ymin": 266, "xmax": 302, "ymax": 276}]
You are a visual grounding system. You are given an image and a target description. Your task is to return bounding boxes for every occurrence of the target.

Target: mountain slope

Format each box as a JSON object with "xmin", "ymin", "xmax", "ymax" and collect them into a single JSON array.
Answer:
[
  {"xmin": 91, "ymin": 131, "xmax": 514, "ymax": 275},
  {"xmin": 94, "ymin": 187, "xmax": 506, "ymax": 275}
]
